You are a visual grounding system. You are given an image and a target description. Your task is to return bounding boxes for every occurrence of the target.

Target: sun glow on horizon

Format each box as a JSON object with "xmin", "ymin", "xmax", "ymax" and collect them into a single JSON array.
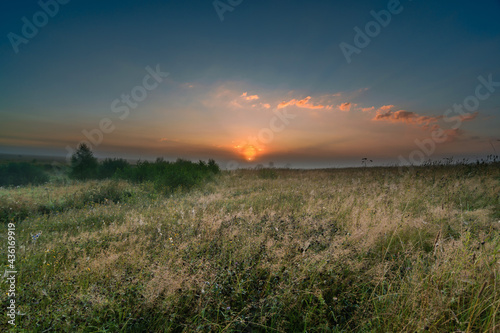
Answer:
[{"xmin": 234, "ymin": 144, "xmax": 261, "ymax": 161}]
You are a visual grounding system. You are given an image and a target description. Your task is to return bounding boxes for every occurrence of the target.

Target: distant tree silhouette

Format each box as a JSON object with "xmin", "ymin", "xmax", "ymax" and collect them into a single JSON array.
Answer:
[
  {"xmin": 0, "ymin": 162, "xmax": 49, "ymax": 186},
  {"xmin": 207, "ymin": 159, "xmax": 220, "ymax": 174},
  {"xmin": 70, "ymin": 143, "xmax": 98, "ymax": 180}
]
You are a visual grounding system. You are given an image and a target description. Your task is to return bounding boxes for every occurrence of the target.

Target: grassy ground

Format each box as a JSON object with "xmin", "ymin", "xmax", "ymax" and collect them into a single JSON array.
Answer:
[{"xmin": 1, "ymin": 163, "xmax": 499, "ymax": 332}]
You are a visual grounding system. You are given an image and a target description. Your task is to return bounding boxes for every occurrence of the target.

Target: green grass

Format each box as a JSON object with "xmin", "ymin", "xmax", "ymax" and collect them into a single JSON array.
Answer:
[{"xmin": 1, "ymin": 162, "xmax": 499, "ymax": 332}]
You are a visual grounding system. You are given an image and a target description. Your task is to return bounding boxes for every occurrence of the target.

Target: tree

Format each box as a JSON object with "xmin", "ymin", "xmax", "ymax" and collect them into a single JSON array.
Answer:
[
  {"xmin": 69, "ymin": 143, "xmax": 98, "ymax": 180},
  {"xmin": 98, "ymin": 158, "xmax": 130, "ymax": 179}
]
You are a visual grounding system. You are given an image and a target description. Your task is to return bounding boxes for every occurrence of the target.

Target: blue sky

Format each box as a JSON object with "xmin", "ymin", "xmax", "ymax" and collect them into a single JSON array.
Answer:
[{"xmin": 1, "ymin": 0, "xmax": 499, "ymax": 168}]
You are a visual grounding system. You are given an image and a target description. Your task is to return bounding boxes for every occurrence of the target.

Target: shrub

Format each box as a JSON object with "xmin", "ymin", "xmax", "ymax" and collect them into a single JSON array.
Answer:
[
  {"xmin": 0, "ymin": 162, "xmax": 49, "ymax": 186},
  {"xmin": 66, "ymin": 144, "xmax": 220, "ymax": 193},
  {"xmin": 74, "ymin": 181, "xmax": 132, "ymax": 206},
  {"xmin": 116, "ymin": 158, "xmax": 220, "ymax": 194},
  {"xmin": 98, "ymin": 158, "xmax": 130, "ymax": 179}
]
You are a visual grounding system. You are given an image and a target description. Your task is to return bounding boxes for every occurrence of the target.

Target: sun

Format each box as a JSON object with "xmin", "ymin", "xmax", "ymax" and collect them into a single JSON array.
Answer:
[
  {"xmin": 242, "ymin": 145, "xmax": 258, "ymax": 161},
  {"xmin": 234, "ymin": 143, "xmax": 261, "ymax": 161}
]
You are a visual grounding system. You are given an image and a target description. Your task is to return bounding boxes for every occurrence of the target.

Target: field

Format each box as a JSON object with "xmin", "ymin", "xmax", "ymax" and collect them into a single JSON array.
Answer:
[{"xmin": 1, "ymin": 163, "xmax": 499, "ymax": 332}]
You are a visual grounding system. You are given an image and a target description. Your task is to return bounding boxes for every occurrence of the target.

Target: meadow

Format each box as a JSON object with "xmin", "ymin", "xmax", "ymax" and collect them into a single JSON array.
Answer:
[{"xmin": 1, "ymin": 161, "xmax": 499, "ymax": 332}]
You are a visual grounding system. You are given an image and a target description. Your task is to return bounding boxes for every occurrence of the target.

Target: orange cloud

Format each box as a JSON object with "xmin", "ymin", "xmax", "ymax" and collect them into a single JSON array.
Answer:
[
  {"xmin": 359, "ymin": 105, "xmax": 392, "ymax": 113},
  {"xmin": 378, "ymin": 105, "xmax": 394, "ymax": 112},
  {"xmin": 339, "ymin": 102, "xmax": 352, "ymax": 112},
  {"xmin": 277, "ymin": 99, "xmax": 296, "ymax": 109},
  {"xmin": 459, "ymin": 112, "xmax": 479, "ymax": 122},
  {"xmin": 373, "ymin": 109, "xmax": 443, "ymax": 126},
  {"xmin": 241, "ymin": 92, "xmax": 259, "ymax": 101},
  {"xmin": 278, "ymin": 96, "xmax": 325, "ymax": 110},
  {"xmin": 250, "ymin": 103, "xmax": 272, "ymax": 109},
  {"xmin": 372, "ymin": 106, "xmax": 473, "ymax": 143},
  {"xmin": 442, "ymin": 128, "xmax": 464, "ymax": 142}
]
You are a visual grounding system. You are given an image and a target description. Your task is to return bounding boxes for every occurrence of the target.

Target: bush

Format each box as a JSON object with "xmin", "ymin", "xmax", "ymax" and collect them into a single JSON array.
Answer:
[
  {"xmin": 0, "ymin": 162, "xmax": 49, "ymax": 186},
  {"xmin": 98, "ymin": 158, "xmax": 130, "ymax": 179},
  {"xmin": 66, "ymin": 144, "xmax": 220, "ymax": 193},
  {"xmin": 74, "ymin": 181, "xmax": 132, "ymax": 206},
  {"xmin": 116, "ymin": 158, "xmax": 220, "ymax": 194}
]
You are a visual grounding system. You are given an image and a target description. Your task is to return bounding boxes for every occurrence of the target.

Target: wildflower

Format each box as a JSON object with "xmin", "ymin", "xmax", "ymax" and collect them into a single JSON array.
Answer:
[{"xmin": 31, "ymin": 232, "xmax": 42, "ymax": 242}]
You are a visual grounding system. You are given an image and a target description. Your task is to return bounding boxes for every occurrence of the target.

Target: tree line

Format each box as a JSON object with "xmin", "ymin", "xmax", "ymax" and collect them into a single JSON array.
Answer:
[{"xmin": 0, "ymin": 144, "xmax": 220, "ymax": 192}]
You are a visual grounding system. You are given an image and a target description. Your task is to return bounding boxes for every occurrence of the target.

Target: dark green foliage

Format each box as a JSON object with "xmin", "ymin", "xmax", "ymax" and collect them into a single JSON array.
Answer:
[
  {"xmin": 116, "ymin": 158, "xmax": 220, "ymax": 194},
  {"xmin": 69, "ymin": 143, "xmax": 99, "ymax": 180},
  {"xmin": 97, "ymin": 158, "xmax": 130, "ymax": 179},
  {"xmin": 67, "ymin": 145, "xmax": 219, "ymax": 193},
  {"xmin": 207, "ymin": 159, "xmax": 220, "ymax": 174},
  {"xmin": 70, "ymin": 144, "xmax": 220, "ymax": 193},
  {"xmin": 0, "ymin": 162, "xmax": 49, "ymax": 186},
  {"xmin": 74, "ymin": 181, "xmax": 132, "ymax": 206}
]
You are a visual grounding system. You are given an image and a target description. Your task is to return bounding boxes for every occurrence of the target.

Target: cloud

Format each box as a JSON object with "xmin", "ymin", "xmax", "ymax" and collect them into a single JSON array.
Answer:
[
  {"xmin": 278, "ymin": 96, "xmax": 326, "ymax": 110},
  {"xmin": 344, "ymin": 104, "xmax": 392, "ymax": 113},
  {"xmin": 277, "ymin": 99, "xmax": 296, "ymax": 109},
  {"xmin": 370, "ymin": 105, "xmax": 476, "ymax": 144},
  {"xmin": 442, "ymin": 128, "xmax": 464, "ymax": 141},
  {"xmin": 339, "ymin": 102, "xmax": 352, "ymax": 112},
  {"xmin": 459, "ymin": 112, "xmax": 479, "ymax": 122},
  {"xmin": 372, "ymin": 109, "xmax": 443, "ymax": 126},
  {"xmin": 205, "ymin": 86, "xmax": 272, "ymax": 112},
  {"xmin": 241, "ymin": 92, "xmax": 260, "ymax": 101},
  {"xmin": 229, "ymin": 100, "xmax": 243, "ymax": 108},
  {"xmin": 159, "ymin": 138, "xmax": 180, "ymax": 143},
  {"xmin": 378, "ymin": 105, "xmax": 394, "ymax": 112}
]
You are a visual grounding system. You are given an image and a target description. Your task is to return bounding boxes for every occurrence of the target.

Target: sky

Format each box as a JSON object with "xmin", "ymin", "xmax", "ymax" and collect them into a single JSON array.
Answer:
[{"xmin": 1, "ymin": 0, "xmax": 499, "ymax": 168}]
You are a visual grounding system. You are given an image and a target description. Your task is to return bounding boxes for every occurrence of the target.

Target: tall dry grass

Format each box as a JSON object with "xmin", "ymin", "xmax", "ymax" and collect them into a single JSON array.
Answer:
[{"xmin": 1, "ymin": 163, "xmax": 499, "ymax": 331}]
